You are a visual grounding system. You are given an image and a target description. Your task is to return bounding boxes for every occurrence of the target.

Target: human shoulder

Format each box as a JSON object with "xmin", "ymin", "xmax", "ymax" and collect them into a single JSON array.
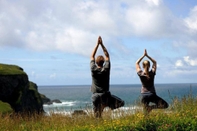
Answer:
[
  {"xmin": 150, "ymin": 69, "xmax": 156, "ymax": 75},
  {"xmin": 105, "ymin": 60, "xmax": 110, "ymax": 63},
  {"xmin": 90, "ymin": 60, "xmax": 96, "ymax": 69},
  {"xmin": 137, "ymin": 70, "xmax": 143, "ymax": 76},
  {"xmin": 105, "ymin": 60, "xmax": 110, "ymax": 65},
  {"xmin": 103, "ymin": 60, "xmax": 110, "ymax": 69},
  {"xmin": 90, "ymin": 60, "xmax": 96, "ymax": 65}
]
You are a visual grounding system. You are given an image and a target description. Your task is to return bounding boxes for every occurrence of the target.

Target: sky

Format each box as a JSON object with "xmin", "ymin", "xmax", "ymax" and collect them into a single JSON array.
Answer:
[{"xmin": 0, "ymin": 0, "xmax": 197, "ymax": 86}]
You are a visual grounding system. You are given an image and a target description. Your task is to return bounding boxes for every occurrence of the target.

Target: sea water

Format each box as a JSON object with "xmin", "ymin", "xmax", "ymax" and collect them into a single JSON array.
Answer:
[{"xmin": 38, "ymin": 83, "xmax": 197, "ymax": 114}]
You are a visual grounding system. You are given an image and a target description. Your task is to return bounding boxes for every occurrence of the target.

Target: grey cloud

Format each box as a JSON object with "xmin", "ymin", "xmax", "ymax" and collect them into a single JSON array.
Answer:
[{"xmin": 0, "ymin": 0, "xmax": 196, "ymax": 58}]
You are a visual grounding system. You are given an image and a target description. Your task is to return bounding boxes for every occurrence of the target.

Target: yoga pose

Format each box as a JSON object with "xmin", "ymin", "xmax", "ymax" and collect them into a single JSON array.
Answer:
[
  {"xmin": 136, "ymin": 49, "xmax": 168, "ymax": 113},
  {"xmin": 90, "ymin": 36, "xmax": 124, "ymax": 118}
]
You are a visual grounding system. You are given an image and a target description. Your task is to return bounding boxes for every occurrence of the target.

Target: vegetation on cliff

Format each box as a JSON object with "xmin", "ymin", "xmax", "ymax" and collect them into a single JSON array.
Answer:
[
  {"xmin": 0, "ymin": 64, "xmax": 26, "ymax": 75},
  {"xmin": 0, "ymin": 63, "xmax": 44, "ymax": 114},
  {"xmin": 0, "ymin": 100, "xmax": 13, "ymax": 114}
]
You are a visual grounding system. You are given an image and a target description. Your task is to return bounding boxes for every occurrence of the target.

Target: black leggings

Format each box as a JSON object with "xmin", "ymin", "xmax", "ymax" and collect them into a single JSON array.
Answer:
[
  {"xmin": 92, "ymin": 92, "xmax": 124, "ymax": 117},
  {"xmin": 141, "ymin": 92, "xmax": 168, "ymax": 109}
]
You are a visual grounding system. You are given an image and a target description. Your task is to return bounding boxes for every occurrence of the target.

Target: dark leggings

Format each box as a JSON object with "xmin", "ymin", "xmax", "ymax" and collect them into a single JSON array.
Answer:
[
  {"xmin": 92, "ymin": 92, "xmax": 124, "ymax": 117},
  {"xmin": 141, "ymin": 92, "xmax": 169, "ymax": 109}
]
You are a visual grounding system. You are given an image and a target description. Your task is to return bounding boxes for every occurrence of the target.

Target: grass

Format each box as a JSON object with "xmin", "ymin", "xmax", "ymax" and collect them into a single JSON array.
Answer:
[
  {"xmin": 0, "ymin": 101, "xmax": 13, "ymax": 114},
  {"xmin": 1, "ymin": 92, "xmax": 197, "ymax": 131},
  {"xmin": 0, "ymin": 63, "xmax": 26, "ymax": 75}
]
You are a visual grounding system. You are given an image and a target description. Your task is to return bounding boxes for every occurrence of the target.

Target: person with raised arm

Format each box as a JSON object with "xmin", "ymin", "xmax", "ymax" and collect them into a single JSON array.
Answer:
[
  {"xmin": 90, "ymin": 36, "xmax": 124, "ymax": 118},
  {"xmin": 136, "ymin": 49, "xmax": 168, "ymax": 114}
]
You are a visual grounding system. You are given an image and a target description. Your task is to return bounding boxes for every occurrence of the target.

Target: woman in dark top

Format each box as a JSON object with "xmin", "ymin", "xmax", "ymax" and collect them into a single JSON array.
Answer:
[{"xmin": 136, "ymin": 49, "xmax": 168, "ymax": 114}]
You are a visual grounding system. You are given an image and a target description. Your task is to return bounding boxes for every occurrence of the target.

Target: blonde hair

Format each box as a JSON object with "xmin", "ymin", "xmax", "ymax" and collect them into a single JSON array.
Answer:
[{"xmin": 143, "ymin": 60, "xmax": 150, "ymax": 79}]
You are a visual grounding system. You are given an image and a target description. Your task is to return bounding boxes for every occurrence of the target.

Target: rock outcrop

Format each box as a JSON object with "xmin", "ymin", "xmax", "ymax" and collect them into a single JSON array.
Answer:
[
  {"xmin": 40, "ymin": 94, "xmax": 62, "ymax": 105},
  {"xmin": 0, "ymin": 63, "xmax": 43, "ymax": 114}
]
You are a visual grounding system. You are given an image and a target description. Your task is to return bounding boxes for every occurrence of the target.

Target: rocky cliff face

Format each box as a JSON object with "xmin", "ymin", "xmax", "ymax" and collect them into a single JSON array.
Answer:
[{"xmin": 0, "ymin": 64, "xmax": 43, "ymax": 113}]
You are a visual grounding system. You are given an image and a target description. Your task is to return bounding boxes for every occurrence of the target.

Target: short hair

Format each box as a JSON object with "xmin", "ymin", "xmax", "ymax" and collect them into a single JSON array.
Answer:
[{"xmin": 96, "ymin": 55, "xmax": 105, "ymax": 66}]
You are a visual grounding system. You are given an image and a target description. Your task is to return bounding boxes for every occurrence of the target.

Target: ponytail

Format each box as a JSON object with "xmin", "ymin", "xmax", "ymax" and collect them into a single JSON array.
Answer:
[
  {"xmin": 143, "ymin": 60, "xmax": 150, "ymax": 79},
  {"xmin": 144, "ymin": 66, "xmax": 150, "ymax": 79}
]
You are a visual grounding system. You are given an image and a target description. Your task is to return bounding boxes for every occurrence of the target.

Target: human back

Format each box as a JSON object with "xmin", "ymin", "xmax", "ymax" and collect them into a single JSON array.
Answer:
[
  {"xmin": 91, "ymin": 58, "xmax": 110, "ymax": 93},
  {"xmin": 137, "ymin": 67, "xmax": 156, "ymax": 93}
]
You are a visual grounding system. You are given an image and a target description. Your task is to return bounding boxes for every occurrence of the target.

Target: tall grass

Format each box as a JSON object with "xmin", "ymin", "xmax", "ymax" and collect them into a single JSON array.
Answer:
[{"xmin": 1, "ymin": 92, "xmax": 197, "ymax": 131}]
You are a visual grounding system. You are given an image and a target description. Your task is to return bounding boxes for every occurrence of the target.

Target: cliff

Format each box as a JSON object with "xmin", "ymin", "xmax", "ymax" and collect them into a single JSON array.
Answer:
[{"xmin": 0, "ymin": 63, "xmax": 44, "ymax": 114}]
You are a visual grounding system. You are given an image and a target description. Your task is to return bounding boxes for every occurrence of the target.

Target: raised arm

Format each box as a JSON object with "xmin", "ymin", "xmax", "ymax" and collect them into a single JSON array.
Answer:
[
  {"xmin": 136, "ymin": 51, "xmax": 145, "ymax": 72},
  {"xmin": 99, "ymin": 36, "xmax": 110, "ymax": 61},
  {"xmin": 91, "ymin": 36, "xmax": 100, "ymax": 61},
  {"xmin": 145, "ymin": 49, "xmax": 157, "ymax": 72}
]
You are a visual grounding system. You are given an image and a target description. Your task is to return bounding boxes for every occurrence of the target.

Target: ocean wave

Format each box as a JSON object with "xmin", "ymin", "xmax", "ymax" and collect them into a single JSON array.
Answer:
[
  {"xmin": 43, "ymin": 105, "xmax": 143, "ymax": 117},
  {"xmin": 44, "ymin": 101, "xmax": 79, "ymax": 106}
]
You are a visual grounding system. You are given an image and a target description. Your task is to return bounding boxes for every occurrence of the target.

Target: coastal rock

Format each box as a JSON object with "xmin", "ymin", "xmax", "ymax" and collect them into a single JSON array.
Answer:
[
  {"xmin": 51, "ymin": 99, "xmax": 62, "ymax": 103},
  {"xmin": 42, "ymin": 98, "xmax": 62, "ymax": 105},
  {"xmin": 45, "ymin": 101, "xmax": 53, "ymax": 105},
  {"xmin": 72, "ymin": 110, "xmax": 87, "ymax": 116},
  {"xmin": 0, "ymin": 63, "xmax": 43, "ymax": 114},
  {"xmin": 40, "ymin": 94, "xmax": 51, "ymax": 104}
]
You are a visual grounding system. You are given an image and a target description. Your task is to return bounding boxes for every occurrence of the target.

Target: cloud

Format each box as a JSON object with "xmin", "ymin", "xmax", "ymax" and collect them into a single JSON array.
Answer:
[
  {"xmin": 175, "ymin": 56, "xmax": 197, "ymax": 69},
  {"xmin": 145, "ymin": 0, "xmax": 160, "ymax": 6},
  {"xmin": 162, "ymin": 56, "xmax": 197, "ymax": 81},
  {"xmin": 124, "ymin": 0, "xmax": 186, "ymax": 39},
  {"xmin": 0, "ymin": 0, "xmax": 196, "ymax": 58},
  {"xmin": 175, "ymin": 60, "xmax": 184, "ymax": 67},
  {"xmin": 164, "ymin": 69, "xmax": 197, "ymax": 78},
  {"xmin": 49, "ymin": 73, "xmax": 56, "ymax": 79},
  {"xmin": 173, "ymin": 39, "xmax": 197, "ymax": 58},
  {"xmin": 185, "ymin": 6, "xmax": 197, "ymax": 32},
  {"xmin": 183, "ymin": 56, "xmax": 197, "ymax": 66},
  {"xmin": 31, "ymin": 71, "xmax": 35, "ymax": 77},
  {"xmin": 170, "ymin": 5, "xmax": 197, "ymax": 61}
]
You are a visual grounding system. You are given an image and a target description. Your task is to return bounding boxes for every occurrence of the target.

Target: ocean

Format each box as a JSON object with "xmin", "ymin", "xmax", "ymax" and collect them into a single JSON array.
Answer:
[{"xmin": 38, "ymin": 83, "xmax": 197, "ymax": 114}]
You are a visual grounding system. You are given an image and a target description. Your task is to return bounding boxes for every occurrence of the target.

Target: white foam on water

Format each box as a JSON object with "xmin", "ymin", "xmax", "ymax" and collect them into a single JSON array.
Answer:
[
  {"xmin": 43, "ymin": 105, "xmax": 143, "ymax": 119},
  {"xmin": 43, "ymin": 101, "xmax": 78, "ymax": 107}
]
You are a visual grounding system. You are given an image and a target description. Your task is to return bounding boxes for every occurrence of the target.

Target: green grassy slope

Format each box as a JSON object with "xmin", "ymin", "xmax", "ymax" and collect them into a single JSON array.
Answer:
[{"xmin": 0, "ymin": 63, "xmax": 26, "ymax": 75}]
